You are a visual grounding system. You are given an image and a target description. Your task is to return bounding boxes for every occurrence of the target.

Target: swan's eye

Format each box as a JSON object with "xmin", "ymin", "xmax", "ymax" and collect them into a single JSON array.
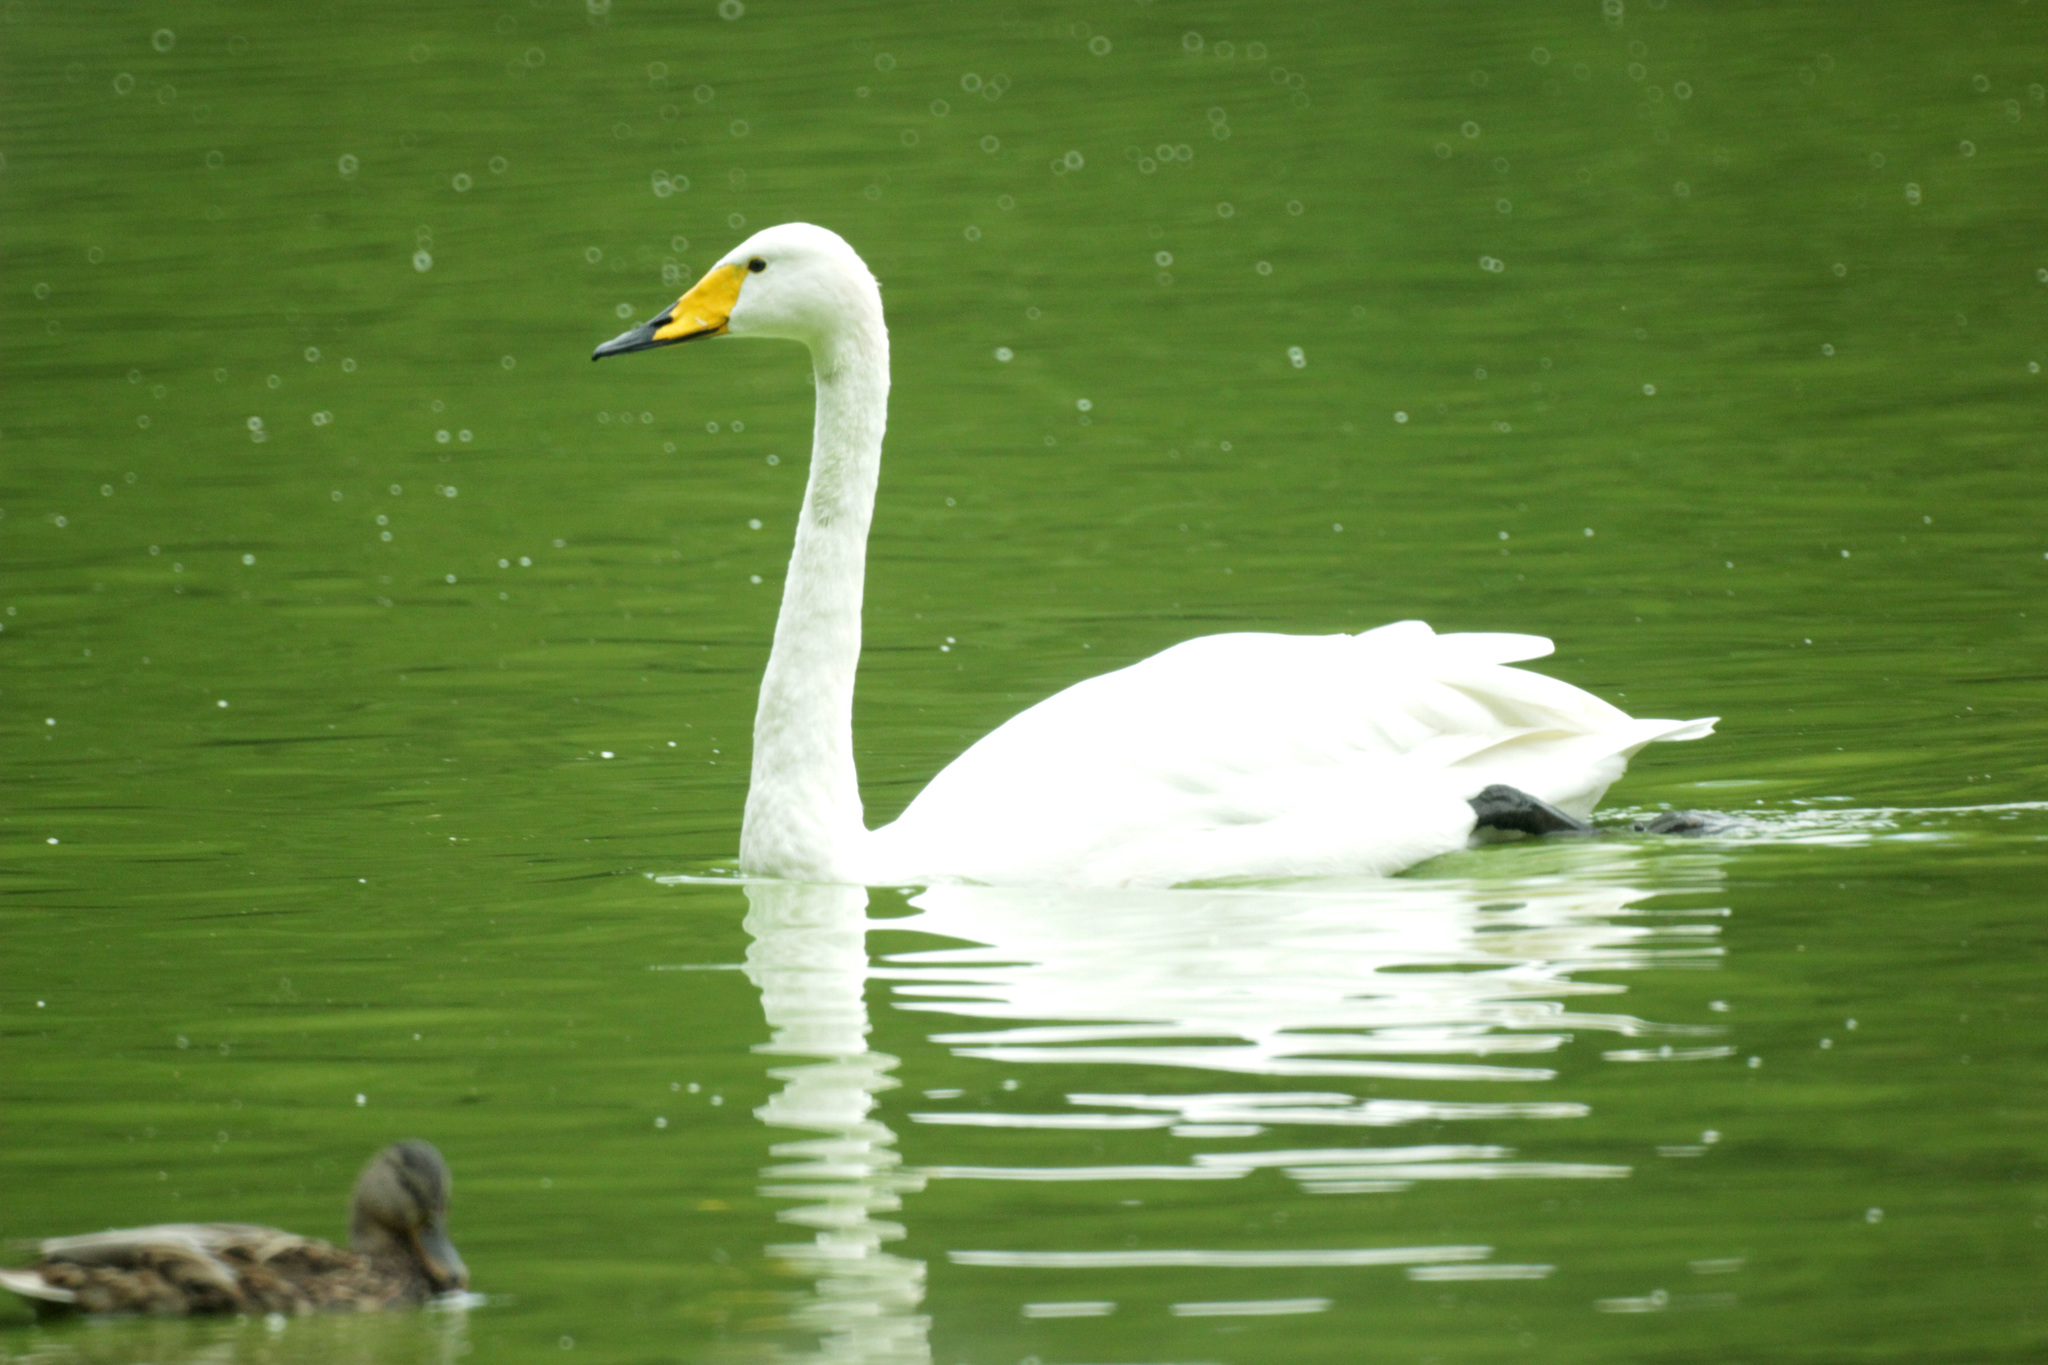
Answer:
[{"xmin": 747, "ymin": 257, "xmax": 767, "ymax": 273}]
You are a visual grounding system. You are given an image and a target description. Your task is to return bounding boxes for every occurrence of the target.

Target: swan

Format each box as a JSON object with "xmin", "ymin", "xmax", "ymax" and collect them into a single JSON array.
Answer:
[{"xmin": 593, "ymin": 223, "xmax": 1714, "ymax": 887}]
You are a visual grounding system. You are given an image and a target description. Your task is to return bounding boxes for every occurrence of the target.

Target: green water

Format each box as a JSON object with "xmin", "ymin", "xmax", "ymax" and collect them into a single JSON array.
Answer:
[{"xmin": 4, "ymin": 1, "xmax": 2047, "ymax": 1361}]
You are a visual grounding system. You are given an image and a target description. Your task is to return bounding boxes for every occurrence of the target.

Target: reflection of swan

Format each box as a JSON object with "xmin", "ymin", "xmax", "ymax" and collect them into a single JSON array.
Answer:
[
  {"xmin": 701, "ymin": 863, "xmax": 1735, "ymax": 1340},
  {"xmin": 877, "ymin": 866, "xmax": 1726, "ymax": 1202},
  {"xmin": 742, "ymin": 882, "xmax": 930, "ymax": 1365},
  {"xmin": 594, "ymin": 223, "xmax": 1715, "ymax": 888}
]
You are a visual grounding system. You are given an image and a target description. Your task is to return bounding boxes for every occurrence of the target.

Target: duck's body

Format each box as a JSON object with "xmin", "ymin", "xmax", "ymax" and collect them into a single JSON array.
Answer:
[
  {"xmin": 593, "ymin": 224, "xmax": 1714, "ymax": 887},
  {"xmin": 0, "ymin": 1141, "xmax": 466, "ymax": 1317}
]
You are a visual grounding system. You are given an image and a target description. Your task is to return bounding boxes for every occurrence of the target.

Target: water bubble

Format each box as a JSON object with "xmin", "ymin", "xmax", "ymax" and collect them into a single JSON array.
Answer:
[
  {"xmin": 341, "ymin": 358, "xmax": 357, "ymax": 373},
  {"xmin": 114, "ymin": 73, "xmax": 135, "ymax": 94},
  {"xmin": 727, "ymin": 212, "xmax": 745, "ymax": 229},
  {"xmin": 452, "ymin": 172, "xmax": 472, "ymax": 191},
  {"xmin": 980, "ymin": 134, "xmax": 1001, "ymax": 153},
  {"xmin": 137, "ymin": 415, "xmax": 151, "ymax": 428},
  {"xmin": 874, "ymin": 53, "xmax": 895, "ymax": 72},
  {"xmin": 1865, "ymin": 1207, "xmax": 1884, "ymax": 1223},
  {"xmin": 489, "ymin": 155, "xmax": 509, "ymax": 176},
  {"xmin": 585, "ymin": 246, "xmax": 604, "ymax": 263},
  {"xmin": 32, "ymin": 282, "xmax": 50, "ymax": 300},
  {"xmin": 1088, "ymin": 35, "xmax": 1111, "ymax": 55},
  {"xmin": 459, "ymin": 430, "xmax": 472, "ymax": 443},
  {"xmin": 864, "ymin": 183, "xmax": 881, "ymax": 199},
  {"xmin": 1674, "ymin": 80, "xmax": 1692, "ymax": 99},
  {"xmin": 412, "ymin": 249, "xmax": 433, "ymax": 272},
  {"xmin": 1394, "ymin": 411, "xmax": 1408, "ymax": 423},
  {"xmin": 1496, "ymin": 198, "xmax": 1512, "ymax": 214},
  {"xmin": 1216, "ymin": 201, "xmax": 1235, "ymax": 218},
  {"xmin": 1183, "ymin": 31, "xmax": 1203, "ymax": 52},
  {"xmin": 1478, "ymin": 255, "xmax": 1504, "ymax": 272},
  {"xmin": 900, "ymin": 129, "xmax": 920, "ymax": 146},
  {"xmin": 312, "ymin": 411, "xmax": 332, "ymax": 425},
  {"xmin": 436, "ymin": 430, "xmax": 451, "ymax": 444},
  {"xmin": 964, "ymin": 225, "xmax": 981, "ymax": 241},
  {"xmin": 994, "ymin": 347, "xmax": 1013, "ymax": 361},
  {"xmin": 1531, "ymin": 46, "xmax": 1551, "ymax": 65},
  {"xmin": 1255, "ymin": 260, "xmax": 1273, "ymax": 275},
  {"xmin": 1642, "ymin": 383, "xmax": 1657, "ymax": 395},
  {"xmin": 1287, "ymin": 199, "xmax": 1304, "ymax": 215},
  {"xmin": 1076, "ymin": 398, "xmax": 1093, "ymax": 412},
  {"xmin": 337, "ymin": 153, "xmax": 358, "ymax": 177},
  {"xmin": 1138, "ymin": 157, "xmax": 1157, "ymax": 174},
  {"xmin": 409, "ymin": 43, "xmax": 430, "ymax": 63},
  {"xmin": 1063, "ymin": 149, "xmax": 1084, "ymax": 170},
  {"xmin": 998, "ymin": 194, "xmax": 1015, "ymax": 210},
  {"xmin": 1287, "ymin": 345, "xmax": 1306, "ymax": 368},
  {"xmin": 524, "ymin": 46, "xmax": 545, "ymax": 67},
  {"xmin": 1152, "ymin": 251, "xmax": 1174, "ymax": 268},
  {"xmin": 1461, "ymin": 120, "xmax": 1480, "ymax": 138},
  {"xmin": 1904, "ymin": 182, "xmax": 1921, "ymax": 205},
  {"xmin": 1869, "ymin": 151, "xmax": 1886, "ymax": 168},
  {"xmin": 267, "ymin": 374, "xmax": 282, "ymax": 389},
  {"xmin": 152, "ymin": 28, "xmax": 175, "ymax": 52},
  {"xmin": 961, "ymin": 73, "xmax": 982, "ymax": 92}
]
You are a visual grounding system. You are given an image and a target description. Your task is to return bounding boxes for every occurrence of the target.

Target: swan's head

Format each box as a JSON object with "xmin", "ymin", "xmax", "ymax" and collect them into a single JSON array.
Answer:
[{"xmin": 592, "ymin": 223, "xmax": 880, "ymax": 361}]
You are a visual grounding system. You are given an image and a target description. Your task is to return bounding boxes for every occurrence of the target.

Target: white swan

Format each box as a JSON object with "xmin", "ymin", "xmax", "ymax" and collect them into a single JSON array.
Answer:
[{"xmin": 594, "ymin": 223, "xmax": 1714, "ymax": 888}]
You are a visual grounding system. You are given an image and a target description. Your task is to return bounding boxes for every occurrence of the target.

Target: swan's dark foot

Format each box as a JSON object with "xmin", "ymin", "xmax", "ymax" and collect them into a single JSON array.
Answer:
[
  {"xmin": 1631, "ymin": 809, "xmax": 1737, "ymax": 836},
  {"xmin": 1468, "ymin": 784, "xmax": 1595, "ymax": 840}
]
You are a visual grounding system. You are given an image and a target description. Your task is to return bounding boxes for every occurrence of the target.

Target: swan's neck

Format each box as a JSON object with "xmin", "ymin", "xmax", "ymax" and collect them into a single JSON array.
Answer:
[{"xmin": 739, "ymin": 322, "xmax": 889, "ymax": 880}]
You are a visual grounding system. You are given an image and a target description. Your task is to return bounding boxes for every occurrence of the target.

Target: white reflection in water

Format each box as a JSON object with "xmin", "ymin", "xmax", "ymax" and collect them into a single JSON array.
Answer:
[
  {"xmin": 743, "ymin": 882, "xmax": 929, "ymax": 1364},
  {"xmin": 739, "ymin": 865, "xmax": 1724, "ymax": 1349},
  {"xmin": 881, "ymin": 872, "xmax": 1720, "ymax": 1200}
]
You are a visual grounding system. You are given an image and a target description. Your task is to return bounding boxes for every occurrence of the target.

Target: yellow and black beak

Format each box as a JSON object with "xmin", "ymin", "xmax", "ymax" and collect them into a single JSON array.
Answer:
[{"xmin": 591, "ymin": 261, "xmax": 748, "ymax": 361}]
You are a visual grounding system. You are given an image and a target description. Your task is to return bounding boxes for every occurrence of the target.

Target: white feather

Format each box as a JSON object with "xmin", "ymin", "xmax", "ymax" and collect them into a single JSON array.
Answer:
[{"xmin": 661, "ymin": 225, "xmax": 1714, "ymax": 888}]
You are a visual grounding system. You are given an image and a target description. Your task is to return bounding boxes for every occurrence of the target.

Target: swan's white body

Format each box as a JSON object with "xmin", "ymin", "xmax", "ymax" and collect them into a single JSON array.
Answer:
[{"xmin": 598, "ymin": 224, "xmax": 1713, "ymax": 888}]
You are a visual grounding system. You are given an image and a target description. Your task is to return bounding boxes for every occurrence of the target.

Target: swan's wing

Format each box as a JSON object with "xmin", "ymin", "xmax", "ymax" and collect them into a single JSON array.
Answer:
[{"xmin": 872, "ymin": 623, "xmax": 1712, "ymax": 886}]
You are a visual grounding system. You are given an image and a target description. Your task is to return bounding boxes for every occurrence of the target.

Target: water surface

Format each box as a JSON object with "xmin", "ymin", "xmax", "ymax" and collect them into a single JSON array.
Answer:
[{"xmin": 4, "ymin": 2, "xmax": 2047, "ymax": 1361}]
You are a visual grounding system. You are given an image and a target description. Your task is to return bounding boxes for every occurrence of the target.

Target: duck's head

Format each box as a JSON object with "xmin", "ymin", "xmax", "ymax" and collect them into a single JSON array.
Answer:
[
  {"xmin": 592, "ymin": 222, "xmax": 880, "ymax": 360},
  {"xmin": 348, "ymin": 1140, "xmax": 468, "ymax": 1294}
]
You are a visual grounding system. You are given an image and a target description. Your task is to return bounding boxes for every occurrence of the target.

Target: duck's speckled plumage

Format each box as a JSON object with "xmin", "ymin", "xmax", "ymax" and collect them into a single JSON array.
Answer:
[{"xmin": 0, "ymin": 1141, "xmax": 466, "ymax": 1316}]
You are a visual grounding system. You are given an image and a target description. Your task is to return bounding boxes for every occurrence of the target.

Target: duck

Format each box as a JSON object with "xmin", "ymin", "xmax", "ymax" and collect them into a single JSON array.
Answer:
[
  {"xmin": 593, "ymin": 223, "xmax": 1714, "ymax": 888},
  {"xmin": 0, "ymin": 1140, "xmax": 467, "ymax": 1316}
]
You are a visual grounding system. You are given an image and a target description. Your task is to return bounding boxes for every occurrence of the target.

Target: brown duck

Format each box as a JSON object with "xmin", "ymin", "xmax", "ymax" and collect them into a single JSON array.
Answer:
[{"xmin": 0, "ymin": 1140, "xmax": 467, "ymax": 1316}]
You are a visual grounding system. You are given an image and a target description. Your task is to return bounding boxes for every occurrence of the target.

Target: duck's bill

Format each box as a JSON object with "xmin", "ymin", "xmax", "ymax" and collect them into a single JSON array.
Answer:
[
  {"xmin": 590, "ymin": 261, "xmax": 746, "ymax": 360},
  {"xmin": 414, "ymin": 1222, "xmax": 470, "ymax": 1292}
]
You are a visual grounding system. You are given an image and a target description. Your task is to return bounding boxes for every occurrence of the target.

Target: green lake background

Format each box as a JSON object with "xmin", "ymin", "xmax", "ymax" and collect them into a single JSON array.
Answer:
[{"xmin": 4, "ymin": 1, "xmax": 2047, "ymax": 1361}]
